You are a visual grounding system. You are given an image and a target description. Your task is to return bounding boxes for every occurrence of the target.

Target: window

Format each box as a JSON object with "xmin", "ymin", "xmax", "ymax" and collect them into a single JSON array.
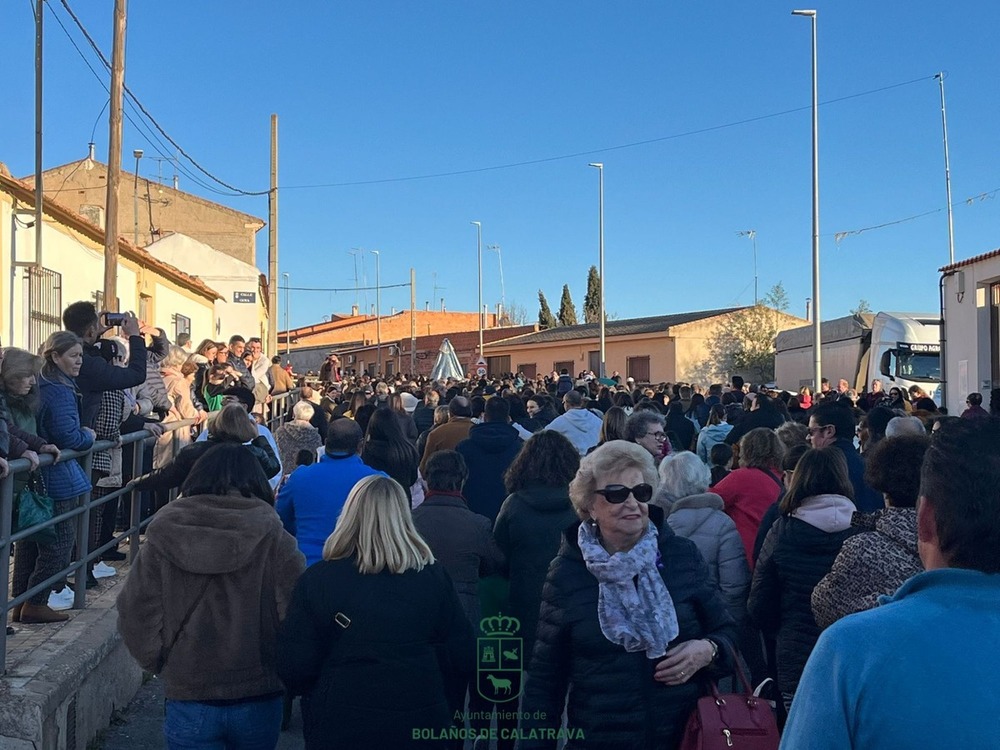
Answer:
[
  {"xmin": 24, "ymin": 267, "xmax": 62, "ymax": 353},
  {"xmin": 487, "ymin": 355, "xmax": 511, "ymax": 377},
  {"xmin": 173, "ymin": 314, "xmax": 191, "ymax": 342},
  {"xmin": 554, "ymin": 360, "xmax": 574, "ymax": 377},
  {"xmin": 627, "ymin": 356, "xmax": 650, "ymax": 383},
  {"xmin": 588, "ymin": 350, "xmax": 601, "ymax": 375},
  {"xmin": 518, "ymin": 363, "xmax": 537, "ymax": 379}
]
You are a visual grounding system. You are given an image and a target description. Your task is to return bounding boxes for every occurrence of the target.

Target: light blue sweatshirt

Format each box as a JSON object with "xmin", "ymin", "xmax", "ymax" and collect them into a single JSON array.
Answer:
[{"xmin": 781, "ymin": 568, "xmax": 1000, "ymax": 750}]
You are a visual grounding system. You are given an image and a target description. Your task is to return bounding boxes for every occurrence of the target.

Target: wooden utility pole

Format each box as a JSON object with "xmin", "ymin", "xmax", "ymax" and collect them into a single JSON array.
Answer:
[
  {"xmin": 33, "ymin": 0, "xmax": 43, "ymax": 271},
  {"xmin": 103, "ymin": 0, "xmax": 127, "ymax": 311},
  {"xmin": 410, "ymin": 268, "xmax": 416, "ymax": 376},
  {"xmin": 267, "ymin": 114, "xmax": 279, "ymax": 356}
]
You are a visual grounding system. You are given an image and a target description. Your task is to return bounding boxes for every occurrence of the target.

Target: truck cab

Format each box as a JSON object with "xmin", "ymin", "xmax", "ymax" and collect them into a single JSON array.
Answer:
[{"xmin": 869, "ymin": 312, "xmax": 941, "ymax": 402}]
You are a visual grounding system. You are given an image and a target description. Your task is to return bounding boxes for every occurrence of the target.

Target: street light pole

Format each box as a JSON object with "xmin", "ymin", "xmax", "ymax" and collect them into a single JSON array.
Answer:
[
  {"xmin": 935, "ymin": 72, "xmax": 956, "ymax": 265},
  {"xmin": 588, "ymin": 163, "xmax": 606, "ymax": 379},
  {"xmin": 370, "ymin": 250, "xmax": 381, "ymax": 375},
  {"xmin": 132, "ymin": 149, "xmax": 143, "ymax": 246},
  {"xmin": 282, "ymin": 272, "xmax": 290, "ymax": 359},
  {"xmin": 471, "ymin": 221, "xmax": 483, "ymax": 357},
  {"xmin": 793, "ymin": 8, "xmax": 821, "ymax": 392}
]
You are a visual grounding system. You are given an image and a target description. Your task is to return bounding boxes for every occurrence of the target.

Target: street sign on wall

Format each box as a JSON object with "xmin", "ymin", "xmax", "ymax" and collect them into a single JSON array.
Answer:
[{"xmin": 233, "ymin": 291, "xmax": 256, "ymax": 304}]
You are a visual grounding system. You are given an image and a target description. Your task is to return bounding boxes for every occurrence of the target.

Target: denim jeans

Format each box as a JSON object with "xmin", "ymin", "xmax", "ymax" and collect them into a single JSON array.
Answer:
[{"xmin": 163, "ymin": 695, "xmax": 283, "ymax": 750}]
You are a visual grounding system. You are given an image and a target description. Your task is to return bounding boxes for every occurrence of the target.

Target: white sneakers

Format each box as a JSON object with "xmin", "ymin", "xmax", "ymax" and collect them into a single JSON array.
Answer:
[
  {"xmin": 48, "ymin": 587, "xmax": 74, "ymax": 611},
  {"xmin": 93, "ymin": 562, "xmax": 117, "ymax": 579}
]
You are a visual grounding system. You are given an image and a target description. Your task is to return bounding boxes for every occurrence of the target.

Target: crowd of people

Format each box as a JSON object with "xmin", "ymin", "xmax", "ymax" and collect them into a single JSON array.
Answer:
[
  {"xmin": 2, "ymin": 302, "xmax": 295, "ymax": 629},
  {"xmin": 6, "ymin": 331, "xmax": 1000, "ymax": 749}
]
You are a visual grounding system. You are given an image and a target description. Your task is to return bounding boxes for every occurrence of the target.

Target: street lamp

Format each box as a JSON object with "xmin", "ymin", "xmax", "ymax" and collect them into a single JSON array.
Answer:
[
  {"xmin": 471, "ymin": 221, "xmax": 483, "ymax": 357},
  {"xmin": 370, "ymin": 250, "xmax": 381, "ymax": 375},
  {"xmin": 282, "ymin": 272, "xmax": 290, "ymax": 359},
  {"xmin": 132, "ymin": 148, "xmax": 143, "ymax": 246},
  {"xmin": 793, "ymin": 8, "xmax": 821, "ymax": 393},
  {"xmin": 736, "ymin": 230, "xmax": 758, "ymax": 305},
  {"xmin": 487, "ymin": 244, "xmax": 505, "ymax": 324},
  {"xmin": 588, "ymin": 163, "xmax": 606, "ymax": 379}
]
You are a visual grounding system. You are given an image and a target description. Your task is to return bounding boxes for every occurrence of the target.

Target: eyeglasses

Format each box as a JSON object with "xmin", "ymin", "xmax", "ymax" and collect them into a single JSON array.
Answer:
[
  {"xmin": 595, "ymin": 483, "xmax": 654, "ymax": 504},
  {"xmin": 644, "ymin": 431, "xmax": 666, "ymax": 441},
  {"xmin": 807, "ymin": 425, "xmax": 831, "ymax": 435}
]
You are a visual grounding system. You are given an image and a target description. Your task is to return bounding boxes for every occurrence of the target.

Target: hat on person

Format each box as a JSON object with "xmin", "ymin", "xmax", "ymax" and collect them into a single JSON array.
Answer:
[{"xmin": 400, "ymin": 392, "xmax": 419, "ymax": 414}]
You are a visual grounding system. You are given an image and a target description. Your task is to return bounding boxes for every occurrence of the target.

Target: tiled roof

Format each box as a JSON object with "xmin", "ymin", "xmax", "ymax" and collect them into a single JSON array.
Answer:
[
  {"xmin": 940, "ymin": 247, "xmax": 1000, "ymax": 273},
  {"xmin": 490, "ymin": 308, "xmax": 746, "ymax": 346}
]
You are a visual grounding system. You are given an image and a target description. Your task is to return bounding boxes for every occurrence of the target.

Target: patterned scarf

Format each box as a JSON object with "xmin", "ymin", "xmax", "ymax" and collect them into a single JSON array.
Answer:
[{"xmin": 578, "ymin": 521, "xmax": 679, "ymax": 658}]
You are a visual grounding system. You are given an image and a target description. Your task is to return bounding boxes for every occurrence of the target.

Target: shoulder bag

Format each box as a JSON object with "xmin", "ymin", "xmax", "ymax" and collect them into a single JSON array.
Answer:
[
  {"xmin": 679, "ymin": 641, "xmax": 779, "ymax": 750},
  {"xmin": 14, "ymin": 472, "xmax": 57, "ymax": 545}
]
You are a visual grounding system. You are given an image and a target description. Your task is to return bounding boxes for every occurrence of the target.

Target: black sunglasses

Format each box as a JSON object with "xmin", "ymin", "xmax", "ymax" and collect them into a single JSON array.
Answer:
[{"xmin": 595, "ymin": 483, "xmax": 653, "ymax": 504}]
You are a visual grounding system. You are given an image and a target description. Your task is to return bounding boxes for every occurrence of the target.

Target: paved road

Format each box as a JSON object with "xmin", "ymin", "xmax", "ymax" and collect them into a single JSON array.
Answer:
[{"xmin": 96, "ymin": 674, "xmax": 305, "ymax": 750}]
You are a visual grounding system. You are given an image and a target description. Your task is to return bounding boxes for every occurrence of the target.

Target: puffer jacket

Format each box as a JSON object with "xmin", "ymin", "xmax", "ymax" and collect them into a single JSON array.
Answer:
[
  {"xmin": 455, "ymin": 421, "xmax": 523, "ymax": 523},
  {"xmin": 134, "ymin": 435, "xmax": 280, "ymax": 492},
  {"xmin": 493, "ymin": 484, "xmax": 579, "ymax": 664},
  {"xmin": 116, "ymin": 491, "xmax": 305, "ymax": 700},
  {"xmin": 748, "ymin": 493, "xmax": 858, "ymax": 696},
  {"xmin": 665, "ymin": 492, "xmax": 750, "ymax": 625},
  {"xmin": 38, "ymin": 373, "xmax": 94, "ymax": 500},
  {"xmin": 696, "ymin": 423, "xmax": 733, "ymax": 464},
  {"xmin": 136, "ymin": 328, "xmax": 171, "ymax": 419},
  {"xmin": 519, "ymin": 506, "xmax": 738, "ymax": 749},
  {"xmin": 0, "ymin": 390, "xmax": 45, "ymax": 460},
  {"xmin": 811, "ymin": 507, "xmax": 921, "ymax": 629}
]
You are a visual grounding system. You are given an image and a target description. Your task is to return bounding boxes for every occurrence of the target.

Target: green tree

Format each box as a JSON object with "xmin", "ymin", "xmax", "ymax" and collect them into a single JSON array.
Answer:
[
  {"xmin": 557, "ymin": 284, "xmax": 578, "ymax": 327},
  {"xmin": 583, "ymin": 265, "xmax": 602, "ymax": 323},
  {"xmin": 697, "ymin": 282, "xmax": 791, "ymax": 384},
  {"xmin": 538, "ymin": 290, "xmax": 557, "ymax": 329},
  {"xmin": 850, "ymin": 298, "xmax": 873, "ymax": 316}
]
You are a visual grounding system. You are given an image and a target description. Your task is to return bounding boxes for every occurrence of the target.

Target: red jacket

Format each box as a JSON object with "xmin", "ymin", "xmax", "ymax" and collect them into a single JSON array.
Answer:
[{"xmin": 713, "ymin": 466, "xmax": 784, "ymax": 567}]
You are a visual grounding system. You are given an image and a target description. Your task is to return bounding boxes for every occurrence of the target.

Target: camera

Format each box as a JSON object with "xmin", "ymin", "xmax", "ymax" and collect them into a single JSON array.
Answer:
[{"xmin": 102, "ymin": 312, "xmax": 127, "ymax": 327}]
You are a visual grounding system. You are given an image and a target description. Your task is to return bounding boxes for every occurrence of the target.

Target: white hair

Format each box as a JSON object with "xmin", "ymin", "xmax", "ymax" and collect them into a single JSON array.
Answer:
[
  {"xmin": 885, "ymin": 416, "xmax": 926, "ymax": 439},
  {"xmin": 654, "ymin": 451, "xmax": 711, "ymax": 508},
  {"xmin": 292, "ymin": 400, "xmax": 314, "ymax": 421}
]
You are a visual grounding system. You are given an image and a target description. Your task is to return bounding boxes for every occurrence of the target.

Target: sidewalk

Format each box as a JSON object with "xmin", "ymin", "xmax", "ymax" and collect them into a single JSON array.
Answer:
[{"xmin": 2, "ymin": 546, "xmax": 143, "ymax": 750}]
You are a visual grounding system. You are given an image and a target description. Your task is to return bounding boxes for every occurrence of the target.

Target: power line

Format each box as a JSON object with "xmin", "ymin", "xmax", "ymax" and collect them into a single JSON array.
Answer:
[
  {"xmin": 286, "ymin": 282, "xmax": 411, "ymax": 293},
  {"xmin": 56, "ymin": 0, "xmax": 267, "ymax": 196}
]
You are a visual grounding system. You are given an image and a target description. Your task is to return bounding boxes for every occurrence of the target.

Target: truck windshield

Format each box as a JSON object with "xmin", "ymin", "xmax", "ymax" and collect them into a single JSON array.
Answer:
[{"xmin": 897, "ymin": 351, "xmax": 940, "ymax": 382}]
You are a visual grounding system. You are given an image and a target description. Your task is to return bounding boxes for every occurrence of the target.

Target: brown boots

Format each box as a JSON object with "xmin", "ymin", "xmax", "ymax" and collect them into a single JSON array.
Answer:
[{"xmin": 18, "ymin": 603, "xmax": 70, "ymax": 624}]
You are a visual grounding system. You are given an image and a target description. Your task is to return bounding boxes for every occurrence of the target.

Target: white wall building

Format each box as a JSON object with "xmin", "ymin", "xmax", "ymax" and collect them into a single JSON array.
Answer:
[
  {"xmin": 146, "ymin": 233, "xmax": 268, "ymax": 344},
  {"xmin": 941, "ymin": 248, "xmax": 1000, "ymax": 414},
  {"xmin": 1, "ymin": 164, "xmax": 219, "ymax": 351}
]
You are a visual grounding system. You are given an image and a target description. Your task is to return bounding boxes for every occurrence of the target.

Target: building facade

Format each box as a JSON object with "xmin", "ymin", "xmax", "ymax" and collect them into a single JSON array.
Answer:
[
  {"xmin": 1, "ymin": 164, "xmax": 219, "ymax": 351},
  {"xmin": 941, "ymin": 249, "xmax": 1000, "ymax": 414},
  {"xmin": 146, "ymin": 233, "xmax": 269, "ymax": 344},
  {"xmin": 24, "ymin": 154, "xmax": 265, "ymax": 264}
]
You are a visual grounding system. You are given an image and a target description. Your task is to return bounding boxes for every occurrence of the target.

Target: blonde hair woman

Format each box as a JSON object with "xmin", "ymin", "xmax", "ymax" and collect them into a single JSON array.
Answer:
[{"xmin": 278, "ymin": 475, "xmax": 473, "ymax": 749}]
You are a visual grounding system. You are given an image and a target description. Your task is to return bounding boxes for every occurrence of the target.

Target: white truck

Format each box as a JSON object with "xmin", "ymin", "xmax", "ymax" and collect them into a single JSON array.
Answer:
[{"xmin": 774, "ymin": 312, "xmax": 941, "ymax": 401}]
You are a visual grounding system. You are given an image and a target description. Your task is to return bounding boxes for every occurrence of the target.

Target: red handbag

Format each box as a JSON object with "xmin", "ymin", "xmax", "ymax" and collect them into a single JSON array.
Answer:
[{"xmin": 678, "ymin": 648, "xmax": 779, "ymax": 750}]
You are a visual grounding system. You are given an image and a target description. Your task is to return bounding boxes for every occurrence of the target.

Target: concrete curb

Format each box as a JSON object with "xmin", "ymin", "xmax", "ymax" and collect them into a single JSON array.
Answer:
[{"xmin": 1, "ymin": 582, "xmax": 142, "ymax": 749}]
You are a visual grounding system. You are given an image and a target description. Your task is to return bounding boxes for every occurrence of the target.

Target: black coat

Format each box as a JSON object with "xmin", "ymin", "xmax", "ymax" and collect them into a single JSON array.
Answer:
[
  {"xmin": 134, "ymin": 436, "xmax": 280, "ymax": 492},
  {"xmin": 455, "ymin": 421, "xmax": 523, "ymax": 523},
  {"xmin": 747, "ymin": 515, "xmax": 856, "ymax": 696},
  {"xmin": 77, "ymin": 336, "xmax": 147, "ymax": 428},
  {"xmin": 724, "ymin": 407, "xmax": 785, "ymax": 446},
  {"xmin": 519, "ymin": 506, "xmax": 738, "ymax": 749},
  {"xmin": 493, "ymin": 485, "xmax": 578, "ymax": 664},
  {"xmin": 413, "ymin": 402, "xmax": 436, "ymax": 434},
  {"xmin": 277, "ymin": 557, "xmax": 475, "ymax": 749},
  {"xmin": 412, "ymin": 493, "xmax": 505, "ymax": 627}
]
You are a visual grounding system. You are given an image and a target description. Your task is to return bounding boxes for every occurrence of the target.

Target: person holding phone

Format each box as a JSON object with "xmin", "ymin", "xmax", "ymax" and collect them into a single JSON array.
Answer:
[{"xmin": 61, "ymin": 302, "xmax": 148, "ymax": 429}]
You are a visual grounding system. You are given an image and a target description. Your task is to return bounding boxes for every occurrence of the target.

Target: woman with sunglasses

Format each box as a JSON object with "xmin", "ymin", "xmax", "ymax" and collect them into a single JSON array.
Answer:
[{"xmin": 519, "ymin": 440, "xmax": 737, "ymax": 749}]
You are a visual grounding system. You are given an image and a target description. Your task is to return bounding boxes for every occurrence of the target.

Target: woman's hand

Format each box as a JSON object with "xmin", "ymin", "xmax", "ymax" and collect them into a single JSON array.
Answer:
[
  {"xmin": 654, "ymin": 639, "xmax": 715, "ymax": 686},
  {"xmin": 39, "ymin": 444, "xmax": 61, "ymax": 460},
  {"xmin": 82, "ymin": 427, "xmax": 97, "ymax": 441}
]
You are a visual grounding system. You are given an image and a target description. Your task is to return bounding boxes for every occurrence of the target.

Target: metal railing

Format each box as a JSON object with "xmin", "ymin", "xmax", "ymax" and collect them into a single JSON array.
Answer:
[{"xmin": 1, "ymin": 390, "xmax": 299, "ymax": 672}]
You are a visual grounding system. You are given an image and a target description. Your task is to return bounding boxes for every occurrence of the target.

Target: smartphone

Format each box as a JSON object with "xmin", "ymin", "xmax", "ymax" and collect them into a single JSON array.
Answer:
[{"xmin": 102, "ymin": 312, "xmax": 127, "ymax": 327}]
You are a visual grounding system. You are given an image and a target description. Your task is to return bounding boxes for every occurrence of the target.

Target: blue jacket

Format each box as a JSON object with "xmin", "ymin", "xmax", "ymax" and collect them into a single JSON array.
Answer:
[
  {"xmin": 455, "ymin": 421, "xmax": 523, "ymax": 523},
  {"xmin": 783, "ymin": 568, "xmax": 1000, "ymax": 750},
  {"xmin": 275, "ymin": 453, "xmax": 383, "ymax": 567},
  {"xmin": 38, "ymin": 373, "xmax": 94, "ymax": 500},
  {"xmin": 832, "ymin": 438, "xmax": 882, "ymax": 513}
]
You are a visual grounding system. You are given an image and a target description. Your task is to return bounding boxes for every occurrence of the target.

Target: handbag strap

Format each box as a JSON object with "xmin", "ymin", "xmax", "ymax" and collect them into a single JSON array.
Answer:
[
  {"xmin": 704, "ymin": 637, "xmax": 755, "ymax": 699},
  {"xmin": 157, "ymin": 577, "xmax": 212, "ymax": 673}
]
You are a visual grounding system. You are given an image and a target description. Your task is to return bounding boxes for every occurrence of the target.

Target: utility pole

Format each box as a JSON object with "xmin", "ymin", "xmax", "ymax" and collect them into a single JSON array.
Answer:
[
  {"xmin": 33, "ymin": 0, "xmax": 43, "ymax": 271},
  {"xmin": 410, "ymin": 268, "xmax": 416, "ymax": 376},
  {"xmin": 268, "ymin": 114, "xmax": 279, "ymax": 356},
  {"xmin": 103, "ymin": 0, "xmax": 128, "ymax": 310}
]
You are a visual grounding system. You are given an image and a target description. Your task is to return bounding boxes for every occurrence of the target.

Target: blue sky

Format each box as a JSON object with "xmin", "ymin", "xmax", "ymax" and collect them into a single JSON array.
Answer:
[{"xmin": 3, "ymin": 2, "xmax": 1000, "ymax": 330}]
